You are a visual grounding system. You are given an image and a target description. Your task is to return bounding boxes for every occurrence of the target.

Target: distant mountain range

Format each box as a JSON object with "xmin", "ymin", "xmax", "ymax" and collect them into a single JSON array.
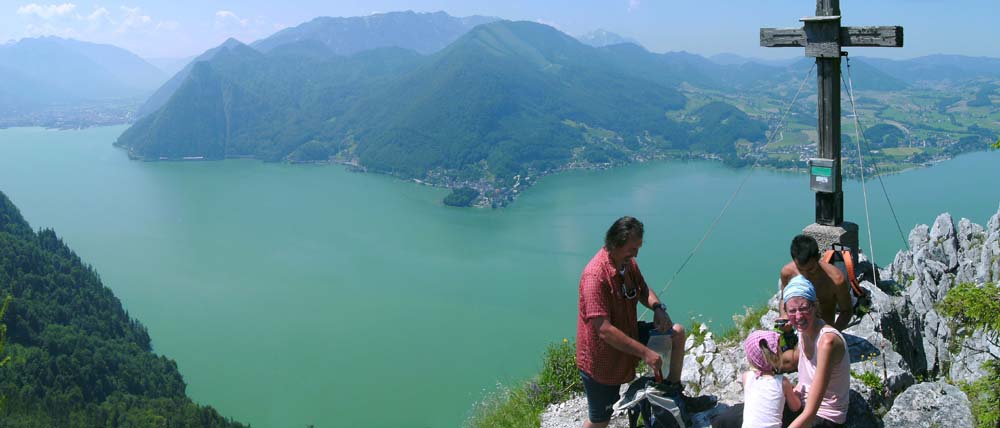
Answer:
[
  {"xmin": 10, "ymin": 10, "xmax": 997, "ymax": 205},
  {"xmin": 116, "ymin": 20, "xmax": 769, "ymax": 204},
  {"xmin": 0, "ymin": 37, "xmax": 165, "ymax": 113},
  {"xmin": 116, "ymin": 10, "xmax": 1000, "ymax": 206}
]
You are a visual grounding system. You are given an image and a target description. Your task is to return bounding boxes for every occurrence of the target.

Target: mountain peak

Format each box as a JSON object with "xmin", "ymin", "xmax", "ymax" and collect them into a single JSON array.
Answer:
[
  {"xmin": 220, "ymin": 38, "xmax": 248, "ymax": 48},
  {"xmin": 251, "ymin": 11, "xmax": 499, "ymax": 55},
  {"xmin": 576, "ymin": 29, "xmax": 642, "ymax": 48}
]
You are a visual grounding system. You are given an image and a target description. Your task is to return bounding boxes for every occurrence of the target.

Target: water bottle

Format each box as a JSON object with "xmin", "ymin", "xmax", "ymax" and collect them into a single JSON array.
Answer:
[{"xmin": 644, "ymin": 328, "xmax": 673, "ymax": 381}]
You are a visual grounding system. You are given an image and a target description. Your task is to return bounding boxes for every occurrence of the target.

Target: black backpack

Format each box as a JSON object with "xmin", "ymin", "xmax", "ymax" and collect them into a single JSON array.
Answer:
[{"xmin": 621, "ymin": 377, "xmax": 688, "ymax": 428}]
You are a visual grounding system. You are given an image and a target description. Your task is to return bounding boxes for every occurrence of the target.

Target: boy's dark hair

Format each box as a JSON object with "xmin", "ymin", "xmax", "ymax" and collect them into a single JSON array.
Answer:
[
  {"xmin": 790, "ymin": 234, "xmax": 820, "ymax": 264},
  {"xmin": 605, "ymin": 216, "xmax": 644, "ymax": 251}
]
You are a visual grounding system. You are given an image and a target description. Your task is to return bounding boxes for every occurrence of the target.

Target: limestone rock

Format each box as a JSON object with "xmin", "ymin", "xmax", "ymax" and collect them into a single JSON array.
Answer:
[
  {"xmin": 928, "ymin": 213, "xmax": 959, "ymax": 271},
  {"xmin": 541, "ymin": 394, "xmax": 630, "ymax": 428},
  {"xmin": 882, "ymin": 382, "xmax": 973, "ymax": 428}
]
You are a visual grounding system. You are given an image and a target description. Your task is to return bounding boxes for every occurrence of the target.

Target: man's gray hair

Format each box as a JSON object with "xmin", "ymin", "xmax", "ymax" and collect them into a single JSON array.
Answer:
[{"xmin": 605, "ymin": 216, "xmax": 644, "ymax": 250}]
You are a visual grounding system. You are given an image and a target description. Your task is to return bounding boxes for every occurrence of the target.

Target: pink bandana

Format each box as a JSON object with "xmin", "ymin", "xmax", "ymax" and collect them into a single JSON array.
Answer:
[{"xmin": 744, "ymin": 330, "xmax": 781, "ymax": 375}]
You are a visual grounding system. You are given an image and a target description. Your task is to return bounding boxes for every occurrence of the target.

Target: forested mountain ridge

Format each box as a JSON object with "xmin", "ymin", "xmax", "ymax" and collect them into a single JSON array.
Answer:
[
  {"xmin": 117, "ymin": 20, "xmax": 768, "ymax": 207},
  {"xmin": 0, "ymin": 191, "xmax": 243, "ymax": 427},
  {"xmin": 135, "ymin": 11, "xmax": 498, "ymax": 119}
]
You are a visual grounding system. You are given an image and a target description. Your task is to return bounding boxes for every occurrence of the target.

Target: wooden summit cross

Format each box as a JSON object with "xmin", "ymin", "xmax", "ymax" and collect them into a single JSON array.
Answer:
[{"xmin": 761, "ymin": 0, "xmax": 902, "ymax": 226}]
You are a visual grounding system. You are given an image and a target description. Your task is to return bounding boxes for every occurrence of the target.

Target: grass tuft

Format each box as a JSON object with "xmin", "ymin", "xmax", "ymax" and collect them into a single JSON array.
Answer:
[{"xmin": 468, "ymin": 339, "xmax": 583, "ymax": 428}]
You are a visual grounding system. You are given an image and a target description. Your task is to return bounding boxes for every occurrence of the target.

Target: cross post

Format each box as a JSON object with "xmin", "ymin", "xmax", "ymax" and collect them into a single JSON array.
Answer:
[{"xmin": 761, "ymin": 0, "xmax": 902, "ymax": 227}]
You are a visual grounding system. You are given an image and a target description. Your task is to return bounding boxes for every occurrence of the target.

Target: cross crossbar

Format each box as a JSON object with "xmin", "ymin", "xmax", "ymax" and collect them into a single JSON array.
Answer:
[{"xmin": 760, "ymin": 26, "xmax": 903, "ymax": 50}]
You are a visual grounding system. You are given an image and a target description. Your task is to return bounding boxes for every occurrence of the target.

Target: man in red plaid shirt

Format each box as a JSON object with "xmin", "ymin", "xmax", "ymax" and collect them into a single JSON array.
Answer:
[{"xmin": 576, "ymin": 216, "xmax": 714, "ymax": 427}]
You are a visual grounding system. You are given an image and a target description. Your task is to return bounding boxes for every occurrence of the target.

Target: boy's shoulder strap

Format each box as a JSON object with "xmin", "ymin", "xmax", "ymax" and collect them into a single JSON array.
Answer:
[{"xmin": 827, "ymin": 244, "xmax": 866, "ymax": 298}]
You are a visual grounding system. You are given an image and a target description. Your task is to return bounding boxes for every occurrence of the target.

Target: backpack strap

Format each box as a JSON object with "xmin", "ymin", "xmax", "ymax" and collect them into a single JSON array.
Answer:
[
  {"xmin": 840, "ymin": 248, "xmax": 867, "ymax": 298},
  {"xmin": 821, "ymin": 248, "xmax": 835, "ymax": 264},
  {"xmin": 827, "ymin": 244, "xmax": 866, "ymax": 299}
]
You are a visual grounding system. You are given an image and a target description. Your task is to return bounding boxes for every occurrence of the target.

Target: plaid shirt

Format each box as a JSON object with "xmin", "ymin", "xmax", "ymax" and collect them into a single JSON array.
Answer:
[{"xmin": 576, "ymin": 247, "xmax": 649, "ymax": 385}]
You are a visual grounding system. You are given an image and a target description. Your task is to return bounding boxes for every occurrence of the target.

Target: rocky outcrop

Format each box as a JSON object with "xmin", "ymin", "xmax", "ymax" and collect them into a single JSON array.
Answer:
[
  {"xmin": 882, "ymin": 381, "xmax": 974, "ymax": 428},
  {"xmin": 541, "ymin": 206, "xmax": 999, "ymax": 428}
]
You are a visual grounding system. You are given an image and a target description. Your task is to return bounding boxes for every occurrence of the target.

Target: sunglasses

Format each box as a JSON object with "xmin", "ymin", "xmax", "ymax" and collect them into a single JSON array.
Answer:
[{"xmin": 786, "ymin": 304, "xmax": 813, "ymax": 315}]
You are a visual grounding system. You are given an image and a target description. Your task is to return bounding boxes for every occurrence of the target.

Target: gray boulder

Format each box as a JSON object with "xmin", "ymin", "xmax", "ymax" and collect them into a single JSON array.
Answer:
[{"xmin": 882, "ymin": 381, "xmax": 973, "ymax": 428}]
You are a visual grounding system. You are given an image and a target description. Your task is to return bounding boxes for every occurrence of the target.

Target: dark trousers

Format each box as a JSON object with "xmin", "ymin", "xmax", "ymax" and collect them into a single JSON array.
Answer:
[{"xmin": 710, "ymin": 403, "xmax": 844, "ymax": 428}]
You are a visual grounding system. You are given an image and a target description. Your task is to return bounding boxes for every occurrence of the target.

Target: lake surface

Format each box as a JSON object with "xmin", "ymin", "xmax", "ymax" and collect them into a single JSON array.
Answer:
[{"xmin": 0, "ymin": 126, "xmax": 997, "ymax": 427}]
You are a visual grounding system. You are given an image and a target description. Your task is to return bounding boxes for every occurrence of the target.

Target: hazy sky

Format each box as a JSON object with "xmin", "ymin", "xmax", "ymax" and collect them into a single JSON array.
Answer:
[{"xmin": 1, "ymin": 0, "xmax": 996, "ymax": 60}]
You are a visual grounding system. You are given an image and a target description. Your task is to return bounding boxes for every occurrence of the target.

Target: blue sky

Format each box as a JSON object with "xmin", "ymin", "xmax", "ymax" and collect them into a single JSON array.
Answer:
[{"xmin": 1, "ymin": 0, "xmax": 996, "ymax": 60}]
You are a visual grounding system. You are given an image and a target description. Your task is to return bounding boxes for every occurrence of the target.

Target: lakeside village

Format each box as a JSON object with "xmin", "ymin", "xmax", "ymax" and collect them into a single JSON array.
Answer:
[
  {"xmin": 0, "ymin": 100, "xmax": 140, "ymax": 130},
  {"xmin": 410, "ymin": 131, "xmax": 989, "ymax": 208}
]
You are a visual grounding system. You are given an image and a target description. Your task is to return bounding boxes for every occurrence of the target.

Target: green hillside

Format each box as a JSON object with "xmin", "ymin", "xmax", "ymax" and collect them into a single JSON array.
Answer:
[
  {"xmin": 117, "ymin": 21, "xmax": 767, "ymax": 205},
  {"xmin": 0, "ymin": 191, "xmax": 243, "ymax": 427}
]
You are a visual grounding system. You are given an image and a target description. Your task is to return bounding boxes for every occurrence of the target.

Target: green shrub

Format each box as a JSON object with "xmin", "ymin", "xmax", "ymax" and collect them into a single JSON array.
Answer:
[
  {"xmin": 957, "ymin": 360, "xmax": 1000, "ymax": 428},
  {"xmin": 443, "ymin": 187, "xmax": 481, "ymax": 207},
  {"xmin": 939, "ymin": 282, "xmax": 1000, "ymax": 428},
  {"xmin": 689, "ymin": 319, "xmax": 707, "ymax": 347},
  {"xmin": 468, "ymin": 339, "xmax": 582, "ymax": 428},
  {"xmin": 850, "ymin": 351, "xmax": 885, "ymax": 393},
  {"xmin": 851, "ymin": 369, "xmax": 884, "ymax": 392},
  {"xmin": 537, "ymin": 339, "xmax": 582, "ymax": 403},
  {"xmin": 0, "ymin": 294, "xmax": 10, "ymax": 411},
  {"xmin": 939, "ymin": 282, "xmax": 1000, "ymax": 339},
  {"xmin": 468, "ymin": 384, "xmax": 541, "ymax": 428},
  {"xmin": 717, "ymin": 304, "xmax": 770, "ymax": 344}
]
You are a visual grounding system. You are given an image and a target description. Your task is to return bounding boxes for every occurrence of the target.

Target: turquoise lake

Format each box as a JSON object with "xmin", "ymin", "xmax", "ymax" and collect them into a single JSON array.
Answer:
[{"xmin": 0, "ymin": 125, "xmax": 997, "ymax": 427}]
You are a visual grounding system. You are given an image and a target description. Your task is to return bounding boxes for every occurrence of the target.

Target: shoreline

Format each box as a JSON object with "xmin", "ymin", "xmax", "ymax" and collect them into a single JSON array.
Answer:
[{"xmin": 103, "ymin": 134, "xmax": 990, "ymax": 208}]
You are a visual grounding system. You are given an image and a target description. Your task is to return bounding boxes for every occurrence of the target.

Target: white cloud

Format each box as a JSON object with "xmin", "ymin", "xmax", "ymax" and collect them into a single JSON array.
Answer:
[
  {"xmin": 80, "ymin": 6, "xmax": 113, "ymax": 31},
  {"xmin": 628, "ymin": 0, "xmax": 641, "ymax": 12},
  {"xmin": 17, "ymin": 3, "xmax": 76, "ymax": 19},
  {"xmin": 86, "ymin": 7, "xmax": 108, "ymax": 22},
  {"xmin": 117, "ymin": 6, "xmax": 151, "ymax": 33},
  {"xmin": 215, "ymin": 10, "xmax": 248, "ymax": 27}
]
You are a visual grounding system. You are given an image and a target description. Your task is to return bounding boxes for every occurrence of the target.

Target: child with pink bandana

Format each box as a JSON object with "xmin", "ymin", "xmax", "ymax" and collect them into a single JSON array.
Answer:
[{"xmin": 739, "ymin": 330, "xmax": 801, "ymax": 428}]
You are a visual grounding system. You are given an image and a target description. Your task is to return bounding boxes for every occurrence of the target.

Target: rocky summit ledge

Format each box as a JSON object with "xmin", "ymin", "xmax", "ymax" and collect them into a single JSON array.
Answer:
[{"xmin": 542, "ymin": 206, "xmax": 1000, "ymax": 428}]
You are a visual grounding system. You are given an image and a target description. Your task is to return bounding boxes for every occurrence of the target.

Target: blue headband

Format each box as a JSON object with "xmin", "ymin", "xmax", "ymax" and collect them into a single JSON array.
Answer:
[{"xmin": 783, "ymin": 275, "xmax": 817, "ymax": 304}]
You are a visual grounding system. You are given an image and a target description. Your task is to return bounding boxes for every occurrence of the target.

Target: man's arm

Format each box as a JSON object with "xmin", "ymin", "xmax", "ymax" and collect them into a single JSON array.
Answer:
[
  {"xmin": 643, "ymin": 288, "xmax": 673, "ymax": 331},
  {"xmin": 591, "ymin": 316, "xmax": 663, "ymax": 379}
]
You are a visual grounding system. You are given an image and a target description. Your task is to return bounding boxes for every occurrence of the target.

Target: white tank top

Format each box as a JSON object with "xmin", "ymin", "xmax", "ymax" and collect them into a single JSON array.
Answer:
[{"xmin": 741, "ymin": 373, "xmax": 785, "ymax": 428}]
